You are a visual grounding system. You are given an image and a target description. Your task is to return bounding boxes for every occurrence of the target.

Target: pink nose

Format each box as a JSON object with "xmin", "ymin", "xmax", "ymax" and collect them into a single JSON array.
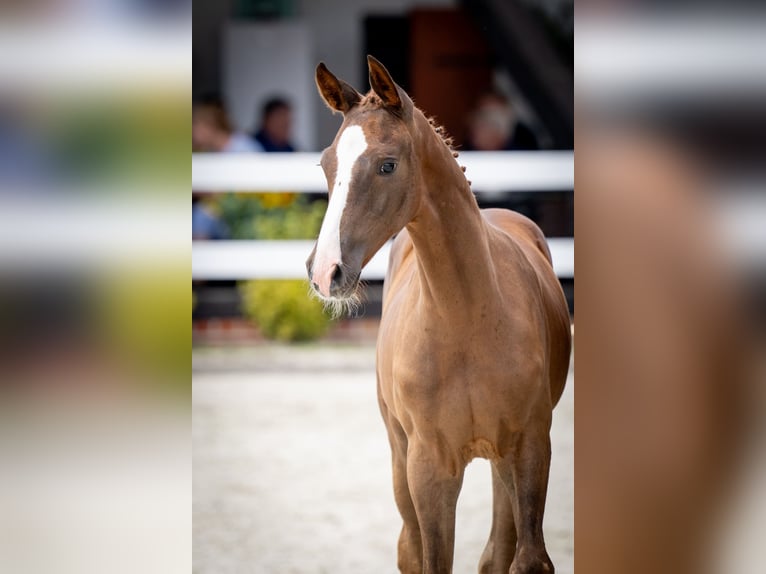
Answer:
[{"xmin": 311, "ymin": 260, "xmax": 339, "ymax": 298}]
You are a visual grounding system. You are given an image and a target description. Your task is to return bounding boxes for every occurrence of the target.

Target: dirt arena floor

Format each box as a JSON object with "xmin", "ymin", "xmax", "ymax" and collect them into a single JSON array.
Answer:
[{"xmin": 193, "ymin": 344, "xmax": 573, "ymax": 574}]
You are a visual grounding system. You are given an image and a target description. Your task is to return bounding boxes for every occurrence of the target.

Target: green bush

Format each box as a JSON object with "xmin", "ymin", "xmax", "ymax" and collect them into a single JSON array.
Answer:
[
  {"xmin": 240, "ymin": 279, "xmax": 332, "ymax": 342},
  {"xmin": 223, "ymin": 193, "xmax": 333, "ymax": 342}
]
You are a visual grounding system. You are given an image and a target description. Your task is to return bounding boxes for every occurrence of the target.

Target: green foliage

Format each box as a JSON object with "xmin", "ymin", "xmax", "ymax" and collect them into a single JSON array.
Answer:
[
  {"xmin": 215, "ymin": 194, "xmax": 327, "ymax": 240},
  {"xmin": 102, "ymin": 264, "xmax": 190, "ymax": 393},
  {"xmin": 240, "ymin": 279, "xmax": 332, "ymax": 342},
  {"xmin": 253, "ymin": 198, "xmax": 327, "ymax": 239}
]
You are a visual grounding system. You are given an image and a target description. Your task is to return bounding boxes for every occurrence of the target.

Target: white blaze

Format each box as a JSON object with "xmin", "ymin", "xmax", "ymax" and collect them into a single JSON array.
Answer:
[{"xmin": 313, "ymin": 124, "xmax": 368, "ymax": 296}]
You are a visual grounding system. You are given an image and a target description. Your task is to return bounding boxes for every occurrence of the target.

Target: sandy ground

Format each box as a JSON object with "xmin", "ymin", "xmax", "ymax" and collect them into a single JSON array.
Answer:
[{"xmin": 193, "ymin": 345, "xmax": 573, "ymax": 574}]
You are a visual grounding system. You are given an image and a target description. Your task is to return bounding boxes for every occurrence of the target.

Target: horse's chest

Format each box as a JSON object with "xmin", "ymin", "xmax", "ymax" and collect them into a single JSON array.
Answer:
[
  {"xmin": 378, "ymin": 286, "xmax": 537, "ymax": 410},
  {"xmin": 405, "ymin": 335, "xmax": 504, "ymax": 372},
  {"xmin": 389, "ymin": 327, "xmax": 512, "ymax": 402},
  {"xmin": 385, "ymin": 295, "xmax": 508, "ymax": 363}
]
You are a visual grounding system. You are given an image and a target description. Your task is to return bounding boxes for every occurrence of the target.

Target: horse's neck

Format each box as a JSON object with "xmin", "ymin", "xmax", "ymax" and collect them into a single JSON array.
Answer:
[{"xmin": 405, "ymin": 123, "xmax": 496, "ymax": 313}]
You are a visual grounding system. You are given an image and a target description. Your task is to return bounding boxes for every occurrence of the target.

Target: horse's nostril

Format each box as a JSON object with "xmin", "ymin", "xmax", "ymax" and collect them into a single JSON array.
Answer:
[
  {"xmin": 331, "ymin": 264, "xmax": 343, "ymax": 287},
  {"xmin": 312, "ymin": 281, "xmax": 320, "ymax": 291}
]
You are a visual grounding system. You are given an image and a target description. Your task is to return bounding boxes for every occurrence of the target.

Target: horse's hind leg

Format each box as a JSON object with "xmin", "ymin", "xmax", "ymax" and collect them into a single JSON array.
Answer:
[
  {"xmin": 501, "ymin": 424, "xmax": 554, "ymax": 574},
  {"xmin": 478, "ymin": 463, "xmax": 518, "ymax": 573}
]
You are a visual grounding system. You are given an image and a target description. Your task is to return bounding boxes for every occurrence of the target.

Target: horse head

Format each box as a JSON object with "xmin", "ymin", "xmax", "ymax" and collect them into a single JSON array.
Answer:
[{"xmin": 306, "ymin": 56, "xmax": 422, "ymax": 312}]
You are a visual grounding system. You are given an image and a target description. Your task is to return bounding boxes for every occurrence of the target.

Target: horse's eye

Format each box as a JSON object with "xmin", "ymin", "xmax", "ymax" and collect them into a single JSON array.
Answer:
[{"xmin": 379, "ymin": 161, "xmax": 397, "ymax": 175}]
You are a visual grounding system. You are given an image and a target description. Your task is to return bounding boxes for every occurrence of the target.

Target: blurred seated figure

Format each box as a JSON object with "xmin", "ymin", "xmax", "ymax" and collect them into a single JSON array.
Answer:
[
  {"xmin": 192, "ymin": 195, "xmax": 229, "ymax": 240},
  {"xmin": 252, "ymin": 97, "xmax": 296, "ymax": 152},
  {"xmin": 193, "ymin": 93, "xmax": 263, "ymax": 153},
  {"xmin": 465, "ymin": 92, "xmax": 539, "ymax": 151}
]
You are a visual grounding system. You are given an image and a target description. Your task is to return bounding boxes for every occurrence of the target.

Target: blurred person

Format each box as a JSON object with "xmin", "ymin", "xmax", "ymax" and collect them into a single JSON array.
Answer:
[
  {"xmin": 251, "ymin": 96, "xmax": 296, "ymax": 152},
  {"xmin": 192, "ymin": 195, "xmax": 228, "ymax": 240},
  {"xmin": 465, "ymin": 91, "xmax": 539, "ymax": 151},
  {"xmin": 192, "ymin": 93, "xmax": 262, "ymax": 153}
]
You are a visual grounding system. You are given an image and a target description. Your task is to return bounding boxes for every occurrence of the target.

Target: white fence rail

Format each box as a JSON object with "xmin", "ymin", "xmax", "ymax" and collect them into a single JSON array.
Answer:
[
  {"xmin": 192, "ymin": 238, "xmax": 575, "ymax": 280},
  {"xmin": 192, "ymin": 151, "xmax": 575, "ymax": 193},
  {"xmin": 192, "ymin": 152, "xmax": 575, "ymax": 280}
]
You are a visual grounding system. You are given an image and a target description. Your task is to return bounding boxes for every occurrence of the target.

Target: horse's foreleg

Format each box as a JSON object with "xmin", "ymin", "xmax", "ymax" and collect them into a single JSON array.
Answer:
[
  {"xmin": 502, "ymin": 426, "xmax": 554, "ymax": 574},
  {"xmin": 385, "ymin": 418, "xmax": 423, "ymax": 574},
  {"xmin": 478, "ymin": 462, "xmax": 518, "ymax": 573},
  {"xmin": 406, "ymin": 441, "xmax": 464, "ymax": 574}
]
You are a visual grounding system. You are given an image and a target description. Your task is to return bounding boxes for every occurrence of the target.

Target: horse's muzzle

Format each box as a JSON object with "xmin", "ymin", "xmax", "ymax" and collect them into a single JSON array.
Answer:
[{"xmin": 306, "ymin": 253, "xmax": 360, "ymax": 300}]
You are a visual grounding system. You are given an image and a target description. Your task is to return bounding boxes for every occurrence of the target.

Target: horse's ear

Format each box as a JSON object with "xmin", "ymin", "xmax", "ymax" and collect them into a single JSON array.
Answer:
[
  {"xmin": 367, "ymin": 55, "xmax": 404, "ymax": 112},
  {"xmin": 315, "ymin": 62, "xmax": 361, "ymax": 114}
]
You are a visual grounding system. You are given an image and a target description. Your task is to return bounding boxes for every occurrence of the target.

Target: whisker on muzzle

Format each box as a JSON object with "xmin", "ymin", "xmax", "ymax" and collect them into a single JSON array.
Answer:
[{"xmin": 307, "ymin": 278, "xmax": 364, "ymax": 319}]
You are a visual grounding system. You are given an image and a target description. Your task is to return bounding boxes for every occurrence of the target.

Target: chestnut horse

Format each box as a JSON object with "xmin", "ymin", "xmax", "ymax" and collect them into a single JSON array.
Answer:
[{"xmin": 306, "ymin": 57, "xmax": 571, "ymax": 574}]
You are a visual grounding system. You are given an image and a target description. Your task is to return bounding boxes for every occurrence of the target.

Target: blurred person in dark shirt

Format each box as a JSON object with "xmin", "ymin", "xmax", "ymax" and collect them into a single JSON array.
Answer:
[
  {"xmin": 252, "ymin": 97, "xmax": 296, "ymax": 152},
  {"xmin": 465, "ymin": 92, "xmax": 539, "ymax": 151}
]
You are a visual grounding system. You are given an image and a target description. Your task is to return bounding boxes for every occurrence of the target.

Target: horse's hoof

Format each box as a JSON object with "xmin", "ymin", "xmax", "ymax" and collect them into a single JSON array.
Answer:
[{"xmin": 509, "ymin": 548, "xmax": 554, "ymax": 574}]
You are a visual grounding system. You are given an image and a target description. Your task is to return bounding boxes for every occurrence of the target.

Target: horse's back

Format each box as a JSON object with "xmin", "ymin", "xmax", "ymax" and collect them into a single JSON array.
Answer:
[{"xmin": 482, "ymin": 208, "xmax": 552, "ymax": 266}]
